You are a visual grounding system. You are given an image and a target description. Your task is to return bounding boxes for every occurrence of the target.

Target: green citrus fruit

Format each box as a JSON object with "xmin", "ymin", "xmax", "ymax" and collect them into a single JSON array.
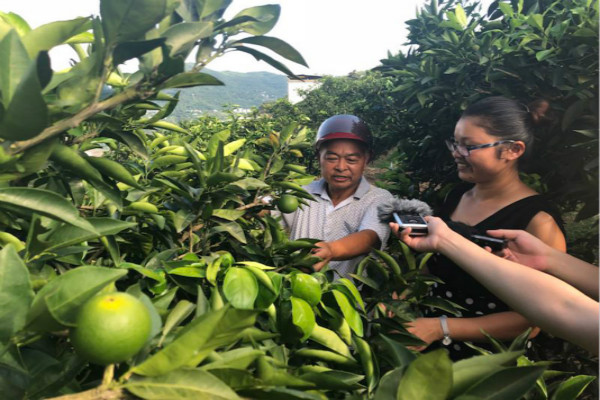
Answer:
[
  {"xmin": 277, "ymin": 194, "xmax": 299, "ymax": 214},
  {"xmin": 70, "ymin": 292, "xmax": 152, "ymax": 365},
  {"xmin": 291, "ymin": 273, "xmax": 322, "ymax": 306}
]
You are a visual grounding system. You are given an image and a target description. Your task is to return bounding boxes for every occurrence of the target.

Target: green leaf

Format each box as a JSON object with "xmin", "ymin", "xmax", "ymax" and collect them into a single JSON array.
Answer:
[
  {"xmin": 162, "ymin": 22, "xmax": 213, "ymax": 57},
  {"xmin": 536, "ymin": 49, "xmax": 555, "ymax": 61},
  {"xmin": 223, "ymin": 268, "xmax": 258, "ymax": 310},
  {"xmin": 332, "ymin": 289, "xmax": 363, "ymax": 336},
  {"xmin": 461, "ymin": 366, "xmax": 546, "ymax": 399},
  {"xmin": 527, "ymin": 14, "xmax": 544, "ymax": 31},
  {"xmin": 232, "ymin": 5, "xmax": 280, "ymax": 35},
  {"xmin": 211, "ymin": 209, "xmax": 245, "ymax": 221},
  {"xmin": 159, "ymin": 300, "xmax": 195, "ymax": 346},
  {"xmin": 0, "ymin": 53, "xmax": 48, "ymax": 141},
  {"xmin": 199, "ymin": 0, "xmax": 233, "ymax": 19},
  {"xmin": 0, "ymin": 245, "xmax": 33, "ymax": 342},
  {"xmin": 0, "ymin": 11, "xmax": 31, "ymax": 36},
  {"xmin": 455, "ymin": 4, "xmax": 468, "ymax": 28},
  {"xmin": 451, "ymin": 351, "xmax": 523, "ymax": 397},
  {"xmin": 291, "ymin": 296, "xmax": 316, "ymax": 341},
  {"xmin": 113, "ymin": 38, "xmax": 165, "ymax": 66},
  {"xmin": 309, "ymin": 324, "xmax": 352, "ymax": 358},
  {"xmin": 234, "ymin": 46, "xmax": 297, "ymax": 78},
  {"xmin": 211, "ymin": 221, "xmax": 247, "ymax": 244},
  {"xmin": 120, "ymin": 262, "xmax": 166, "ymax": 283},
  {"xmin": 551, "ymin": 375, "xmax": 596, "ymax": 400},
  {"xmin": 202, "ymin": 347, "xmax": 263, "ymax": 371},
  {"xmin": 132, "ymin": 307, "xmax": 256, "ymax": 376},
  {"xmin": 231, "ymin": 177, "xmax": 268, "ymax": 190},
  {"xmin": 223, "ymin": 138, "xmax": 246, "ymax": 156},
  {"xmin": 374, "ymin": 368, "xmax": 404, "ymax": 400},
  {"xmin": 378, "ymin": 334, "xmax": 416, "ymax": 369},
  {"xmin": 22, "ymin": 17, "xmax": 90, "ymax": 58},
  {"xmin": 397, "ymin": 349, "xmax": 452, "ymax": 400},
  {"xmin": 231, "ymin": 36, "xmax": 307, "ymax": 67},
  {"xmin": 336, "ymin": 278, "xmax": 365, "ymax": 311},
  {"xmin": 159, "ymin": 71, "xmax": 223, "ymax": 90},
  {"xmin": 126, "ymin": 369, "xmax": 241, "ymax": 399},
  {"xmin": 0, "ymin": 29, "xmax": 31, "ymax": 105},
  {"xmin": 100, "ymin": 0, "xmax": 166, "ymax": 45},
  {"xmin": 0, "ymin": 188, "xmax": 97, "ymax": 233},
  {"xmin": 236, "ymin": 261, "xmax": 275, "ymax": 270},
  {"xmin": 38, "ymin": 218, "xmax": 136, "ymax": 255},
  {"xmin": 25, "ymin": 266, "xmax": 127, "ymax": 331}
]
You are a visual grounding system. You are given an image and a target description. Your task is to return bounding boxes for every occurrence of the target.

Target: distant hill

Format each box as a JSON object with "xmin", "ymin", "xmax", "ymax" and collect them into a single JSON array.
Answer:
[{"xmin": 166, "ymin": 69, "xmax": 288, "ymax": 121}]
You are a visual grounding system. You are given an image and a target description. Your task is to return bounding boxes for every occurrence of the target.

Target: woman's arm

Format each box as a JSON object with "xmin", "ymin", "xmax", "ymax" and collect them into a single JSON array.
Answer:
[
  {"xmin": 394, "ymin": 218, "xmax": 599, "ymax": 355},
  {"xmin": 406, "ymin": 312, "xmax": 539, "ymax": 351},
  {"xmin": 488, "ymin": 229, "xmax": 599, "ymax": 300}
]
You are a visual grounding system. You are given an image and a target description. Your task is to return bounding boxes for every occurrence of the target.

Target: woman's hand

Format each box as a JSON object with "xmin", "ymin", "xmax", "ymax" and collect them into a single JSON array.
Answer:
[
  {"xmin": 404, "ymin": 317, "xmax": 444, "ymax": 351},
  {"xmin": 486, "ymin": 229, "xmax": 552, "ymax": 272},
  {"xmin": 390, "ymin": 216, "xmax": 452, "ymax": 253}
]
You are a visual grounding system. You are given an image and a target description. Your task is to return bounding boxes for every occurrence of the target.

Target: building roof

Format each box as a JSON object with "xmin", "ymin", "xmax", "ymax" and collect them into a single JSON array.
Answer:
[{"xmin": 287, "ymin": 74, "xmax": 323, "ymax": 81}]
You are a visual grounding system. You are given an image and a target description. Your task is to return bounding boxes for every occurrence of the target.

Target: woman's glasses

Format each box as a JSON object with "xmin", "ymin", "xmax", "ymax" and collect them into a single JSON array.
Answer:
[{"xmin": 445, "ymin": 139, "xmax": 515, "ymax": 157}]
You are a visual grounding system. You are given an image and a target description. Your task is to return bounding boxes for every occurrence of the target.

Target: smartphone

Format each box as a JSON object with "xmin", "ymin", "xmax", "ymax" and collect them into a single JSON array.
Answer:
[
  {"xmin": 470, "ymin": 234, "xmax": 508, "ymax": 252},
  {"xmin": 392, "ymin": 213, "xmax": 429, "ymax": 236}
]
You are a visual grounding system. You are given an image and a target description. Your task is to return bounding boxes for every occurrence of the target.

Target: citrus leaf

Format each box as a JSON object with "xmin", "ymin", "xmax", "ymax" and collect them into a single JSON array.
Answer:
[
  {"xmin": 291, "ymin": 296, "xmax": 316, "ymax": 341},
  {"xmin": 22, "ymin": 17, "xmax": 90, "ymax": 58},
  {"xmin": 100, "ymin": 0, "xmax": 166, "ymax": 45},
  {"xmin": 0, "ymin": 245, "xmax": 33, "ymax": 342},
  {"xmin": 0, "ymin": 188, "xmax": 97, "ymax": 233},
  {"xmin": 231, "ymin": 36, "xmax": 307, "ymax": 67},
  {"xmin": 126, "ymin": 369, "xmax": 241, "ymax": 400},
  {"xmin": 223, "ymin": 268, "xmax": 258, "ymax": 310},
  {"xmin": 25, "ymin": 266, "xmax": 127, "ymax": 330},
  {"xmin": 332, "ymin": 289, "xmax": 363, "ymax": 337},
  {"xmin": 232, "ymin": 5, "xmax": 280, "ymax": 35},
  {"xmin": 397, "ymin": 349, "xmax": 452, "ymax": 400}
]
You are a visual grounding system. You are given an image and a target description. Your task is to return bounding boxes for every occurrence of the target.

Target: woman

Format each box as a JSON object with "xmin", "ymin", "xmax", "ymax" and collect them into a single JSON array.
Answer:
[{"xmin": 406, "ymin": 96, "xmax": 566, "ymax": 359}]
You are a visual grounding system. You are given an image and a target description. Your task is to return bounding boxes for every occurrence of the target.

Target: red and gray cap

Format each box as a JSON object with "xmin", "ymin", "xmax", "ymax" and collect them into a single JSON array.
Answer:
[{"xmin": 315, "ymin": 115, "xmax": 373, "ymax": 151}]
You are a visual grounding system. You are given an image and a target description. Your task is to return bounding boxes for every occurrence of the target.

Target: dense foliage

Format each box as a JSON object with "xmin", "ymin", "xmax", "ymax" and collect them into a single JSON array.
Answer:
[
  {"xmin": 376, "ymin": 0, "xmax": 598, "ymax": 217},
  {"xmin": 0, "ymin": 0, "xmax": 596, "ymax": 399}
]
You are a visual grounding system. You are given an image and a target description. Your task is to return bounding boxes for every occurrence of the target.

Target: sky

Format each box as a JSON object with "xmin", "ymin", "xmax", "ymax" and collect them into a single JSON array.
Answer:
[{"xmin": 1, "ymin": 0, "xmax": 493, "ymax": 76}]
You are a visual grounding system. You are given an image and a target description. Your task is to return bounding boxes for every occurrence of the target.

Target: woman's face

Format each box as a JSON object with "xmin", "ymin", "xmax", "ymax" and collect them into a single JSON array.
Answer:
[{"xmin": 451, "ymin": 117, "xmax": 514, "ymax": 183}]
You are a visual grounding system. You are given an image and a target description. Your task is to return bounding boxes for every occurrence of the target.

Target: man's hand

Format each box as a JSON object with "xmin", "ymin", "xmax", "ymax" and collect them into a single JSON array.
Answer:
[
  {"xmin": 404, "ymin": 318, "xmax": 443, "ymax": 352},
  {"xmin": 312, "ymin": 241, "xmax": 333, "ymax": 271},
  {"xmin": 486, "ymin": 229, "xmax": 551, "ymax": 272}
]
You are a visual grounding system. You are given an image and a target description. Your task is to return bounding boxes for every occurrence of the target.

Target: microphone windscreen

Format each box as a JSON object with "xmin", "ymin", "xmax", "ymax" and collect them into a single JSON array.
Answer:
[{"xmin": 377, "ymin": 197, "xmax": 433, "ymax": 223}]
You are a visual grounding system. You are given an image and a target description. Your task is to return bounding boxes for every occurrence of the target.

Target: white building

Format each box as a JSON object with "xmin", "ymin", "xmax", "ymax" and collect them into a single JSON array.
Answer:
[{"xmin": 287, "ymin": 75, "xmax": 322, "ymax": 104}]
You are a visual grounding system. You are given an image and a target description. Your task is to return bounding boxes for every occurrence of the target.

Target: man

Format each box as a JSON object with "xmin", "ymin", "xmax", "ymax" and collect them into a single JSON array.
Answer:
[{"xmin": 278, "ymin": 115, "xmax": 394, "ymax": 277}]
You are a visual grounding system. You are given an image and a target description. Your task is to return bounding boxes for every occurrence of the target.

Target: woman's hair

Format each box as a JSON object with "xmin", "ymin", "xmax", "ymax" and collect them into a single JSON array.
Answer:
[{"xmin": 461, "ymin": 96, "xmax": 550, "ymax": 160}]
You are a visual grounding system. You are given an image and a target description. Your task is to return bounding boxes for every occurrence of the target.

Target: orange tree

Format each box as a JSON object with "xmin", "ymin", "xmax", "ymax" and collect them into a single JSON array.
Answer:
[{"xmin": 0, "ymin": 1, "xmax": 596, "ymax": 399}]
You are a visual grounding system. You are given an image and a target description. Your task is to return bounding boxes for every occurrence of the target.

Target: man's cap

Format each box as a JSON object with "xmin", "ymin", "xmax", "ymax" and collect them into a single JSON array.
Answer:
[{"xmin": 315, "ymin": 115, "xmax": 373, "ymax": 150}]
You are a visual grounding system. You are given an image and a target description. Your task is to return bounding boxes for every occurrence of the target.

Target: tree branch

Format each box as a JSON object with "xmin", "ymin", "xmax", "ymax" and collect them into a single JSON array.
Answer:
[{"xmin": 9, "ymin": 87, "xmax": 149, "ymax": 155}]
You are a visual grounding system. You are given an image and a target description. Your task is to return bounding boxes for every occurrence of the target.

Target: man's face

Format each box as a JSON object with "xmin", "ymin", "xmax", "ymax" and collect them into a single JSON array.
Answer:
[{"xmin": 319, "ymin": 139, "xmax": 368, "ymax": 195}]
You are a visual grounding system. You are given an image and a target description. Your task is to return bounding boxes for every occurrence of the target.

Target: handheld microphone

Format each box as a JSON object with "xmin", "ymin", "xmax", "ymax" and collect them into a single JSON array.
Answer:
[{"xmin": 377, "ymin": 197, "xmax": 507, "ymax": 251}]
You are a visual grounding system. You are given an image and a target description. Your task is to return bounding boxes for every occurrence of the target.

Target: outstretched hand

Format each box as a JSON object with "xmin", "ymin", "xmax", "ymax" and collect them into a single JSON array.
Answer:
[
  {"xmin": 486, "ymin": 229, "xmax": 551, "ymax": 272},
  {"xmin": 390, "ymin": 216, "xmax": 451, "ymax": 253},
  {"xmin": 312, "ymin": 241, "xmax": 333, "ymax": 271}
]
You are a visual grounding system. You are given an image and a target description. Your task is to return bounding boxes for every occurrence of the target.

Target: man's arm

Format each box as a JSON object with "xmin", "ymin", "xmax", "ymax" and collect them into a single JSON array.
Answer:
[{"xmin": 312, "ymin": 229, "xmax": 380, "ymax": 271}]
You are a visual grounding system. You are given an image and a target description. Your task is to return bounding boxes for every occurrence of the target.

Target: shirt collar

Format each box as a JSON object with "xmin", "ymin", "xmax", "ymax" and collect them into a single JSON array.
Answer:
[{"xmin": 309, "ymin": 176, "xmax": 370, "ymax": 200}]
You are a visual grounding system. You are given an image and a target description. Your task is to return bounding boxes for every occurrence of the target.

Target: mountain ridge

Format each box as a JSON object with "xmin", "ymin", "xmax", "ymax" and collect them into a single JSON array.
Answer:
[{"xmin": 167, "ymin": 68, "xmax": 288, "ymax": 121}]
